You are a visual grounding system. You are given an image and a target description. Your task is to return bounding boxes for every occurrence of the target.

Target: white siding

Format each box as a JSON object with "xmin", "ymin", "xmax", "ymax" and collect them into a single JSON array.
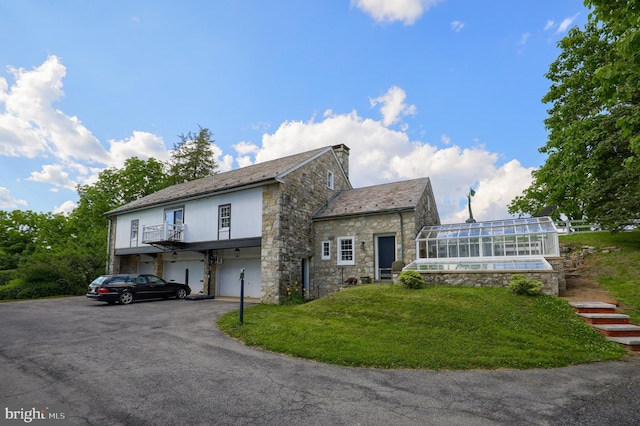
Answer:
[{"xmin": 113, "ymin": 187, "xmax": 263, "ymax": 249}]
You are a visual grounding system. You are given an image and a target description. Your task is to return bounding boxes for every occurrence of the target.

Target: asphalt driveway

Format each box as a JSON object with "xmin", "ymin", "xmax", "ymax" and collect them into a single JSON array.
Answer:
[{"xmin": 1, "ymin": 296, "xmax": 639, "ymax": 425}]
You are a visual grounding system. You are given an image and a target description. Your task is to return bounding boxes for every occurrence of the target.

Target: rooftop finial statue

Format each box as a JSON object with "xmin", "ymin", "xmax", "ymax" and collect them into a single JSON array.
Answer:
[{"xmin": 466, "ymin": 187, "xmax": 476, "ymax": 223}]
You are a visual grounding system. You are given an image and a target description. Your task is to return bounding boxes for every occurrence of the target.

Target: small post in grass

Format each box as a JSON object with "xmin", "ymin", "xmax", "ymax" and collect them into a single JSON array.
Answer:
[{"xmin": 239, "ymin": 268, "xmax": 245, "ymax": 325}]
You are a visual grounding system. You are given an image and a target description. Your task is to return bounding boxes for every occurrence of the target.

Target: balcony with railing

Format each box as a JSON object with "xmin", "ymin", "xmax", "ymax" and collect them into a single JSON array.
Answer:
[{"xmin": 142, "ymin": 222, "xmax": 185, "ymax": 245}]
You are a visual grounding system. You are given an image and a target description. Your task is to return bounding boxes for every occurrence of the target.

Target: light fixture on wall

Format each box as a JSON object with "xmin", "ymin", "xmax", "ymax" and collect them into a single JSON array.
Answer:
[
  {"xmin": 172, "ymin": 252, "xmax": 178, "ymax": 262},
  {"xmin": 361, "ymin": 241, "xmax": 366, "ymax": 250},
  {"xmin": 234, "ymin": 248, "xmax": 240, "ymax": 258}
]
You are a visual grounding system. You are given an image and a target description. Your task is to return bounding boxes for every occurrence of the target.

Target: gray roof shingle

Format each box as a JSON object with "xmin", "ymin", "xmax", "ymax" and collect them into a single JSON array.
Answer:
[
  {"xmin": 314, "ymin": 177, "xmax": 431, "ymax": 219},
  {"xmin": 106, "ymin": 146, "xmax": 330, "ymax": 215}
]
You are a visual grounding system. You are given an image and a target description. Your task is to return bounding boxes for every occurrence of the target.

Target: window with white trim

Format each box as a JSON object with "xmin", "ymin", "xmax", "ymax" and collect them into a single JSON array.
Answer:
[
  {"xmin": 219, "ymin": 204, "xmax": 231, "ymax": 230},
  {"xmin": 130, "ymin": 219, "xmax": 139, "ymax": 247},
  {"xmin": 327, "ymin": 170, "xmax": 334, "ymax": 189},
  {"xmin": 337, "ymin": 237, "xmax": 355, "ymax": 265},
  {"xmin": 321, "ymin": 241, "xmax": 331, "ymax": 260}
]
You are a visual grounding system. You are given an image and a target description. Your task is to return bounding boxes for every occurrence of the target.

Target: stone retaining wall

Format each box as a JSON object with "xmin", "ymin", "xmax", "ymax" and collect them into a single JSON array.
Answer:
[{"xmin": 417, "ymin": 269, "xmax": 560, "ymax": 295}]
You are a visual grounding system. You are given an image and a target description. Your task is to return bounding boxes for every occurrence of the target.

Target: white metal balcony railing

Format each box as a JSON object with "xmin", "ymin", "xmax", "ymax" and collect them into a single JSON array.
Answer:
[{"xmin": 142, "ymin": 223, "xmax": 185, "ymax": 244}]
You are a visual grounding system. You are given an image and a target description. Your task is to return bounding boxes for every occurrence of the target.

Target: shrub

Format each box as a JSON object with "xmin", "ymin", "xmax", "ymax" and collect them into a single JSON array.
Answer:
[
  {"xmin": 509, "ymin": 274, "xmax": 543, "ymax": 296},
  {"xmin": 398, "ymin": 270, "xmax": 425, "ymax": 289},
  {"xmin": 280, "ymin": 281, "xmax": 306, "ymax": 305}
]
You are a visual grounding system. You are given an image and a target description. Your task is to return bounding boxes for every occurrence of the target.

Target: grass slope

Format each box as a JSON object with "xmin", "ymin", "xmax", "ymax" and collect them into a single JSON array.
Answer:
[
  {"xmin": 560, "ymin": 231, "xmax": 640, "ymax": 323},
  {"xmin": 218, "ymin": 284, "xmax": 626, "ymax": 370}
]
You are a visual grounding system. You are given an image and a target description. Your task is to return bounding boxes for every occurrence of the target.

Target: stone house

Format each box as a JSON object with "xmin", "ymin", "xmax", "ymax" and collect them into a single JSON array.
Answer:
[{"xmin": 105, "ymin": 144, "xmax": 440, "ymax": 303}]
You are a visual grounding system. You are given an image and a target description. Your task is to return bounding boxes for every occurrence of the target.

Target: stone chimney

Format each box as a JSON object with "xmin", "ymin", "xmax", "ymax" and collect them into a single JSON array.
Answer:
[{"xmin": 332, "ymin": 144, "xmax": 350, "ymax": 179}]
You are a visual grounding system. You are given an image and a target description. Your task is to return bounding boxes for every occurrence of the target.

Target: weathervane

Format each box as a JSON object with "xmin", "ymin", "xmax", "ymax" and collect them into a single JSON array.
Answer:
[{"xmin": 465, "ymin": 187, "xmax": 476, "ymax": 223}]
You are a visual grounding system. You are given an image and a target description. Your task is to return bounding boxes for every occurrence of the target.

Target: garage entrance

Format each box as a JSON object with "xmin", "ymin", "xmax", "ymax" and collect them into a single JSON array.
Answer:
[
  {"xmin": 164, "ymin": 253, "xmax": 206, "ymax": 294},
  {"xmin": 217, "ymin": 247, "xmax": 261, "ymax": 298}
]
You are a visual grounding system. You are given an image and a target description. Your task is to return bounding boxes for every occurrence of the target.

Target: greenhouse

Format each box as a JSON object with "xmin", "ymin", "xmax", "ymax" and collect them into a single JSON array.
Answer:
[{"xmin": 404, "ymin": 217, "xmax": 560, "ymax": 271}]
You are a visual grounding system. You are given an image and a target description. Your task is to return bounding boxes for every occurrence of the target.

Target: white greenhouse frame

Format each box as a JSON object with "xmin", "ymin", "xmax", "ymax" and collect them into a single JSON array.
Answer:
[{"xmin": 404, "ymin": 217, "xmax": 559, "ymax": 271}]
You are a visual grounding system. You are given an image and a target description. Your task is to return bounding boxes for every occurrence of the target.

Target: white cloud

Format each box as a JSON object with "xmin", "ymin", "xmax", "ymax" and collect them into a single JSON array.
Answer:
[
  {"xmin": 107, "ymin": 131, "xmax": 169, "ymax": 167},
  {"xmin": 519, "ymin": 32, "xmax": 531, "ymax": 45},
  {"xmin": 0, "ymin": 56, "xmax": 183, "ymax": 206},
  {"xmin": 352, "ymin": 0, "xmax": 444, "ymax": 25},
  {"xmin": 543, "ymin": 19, "xmax": 555, "ymax": 31},
  {"xmin": 0, "ymin": 187, "xmax": 28, "ymax": 209},
  {"xmin": 440, "ymin": 134, "xmax": 451, "ymax": 145},
  {"xmin": 247, "ymin": 91, "xmax": 534, "ymax": 223},
  {"xmin": 25, "ymin": 164, "xmax": 77, "ymax": 191},
  {"xmin": 556, "ymin": 13, "xmax": 579, "ymax": 34},
  {"xmin": 53, "ymin": 200, "xmax": 77, "ymax": 215},
  {"xmin": 450, "ymin": 21, "xmax": 465, "ymax": 33},
  {"xmin": 0, "ymin": 56, "xmax": 109, "ymax": 164},
  {"xmin": 369, "ymin": 86, "xmax": 416, "ymax": 127}
]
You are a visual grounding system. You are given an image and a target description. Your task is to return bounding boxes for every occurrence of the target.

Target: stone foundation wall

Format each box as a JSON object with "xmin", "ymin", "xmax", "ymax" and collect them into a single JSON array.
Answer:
[{"xmin": 418, "ymin": 269, "xmax": 559, "ymax": 295}]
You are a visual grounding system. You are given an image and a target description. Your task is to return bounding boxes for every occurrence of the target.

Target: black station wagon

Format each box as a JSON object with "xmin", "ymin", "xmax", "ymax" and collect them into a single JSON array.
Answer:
[{"xmin": 87, "ymin": 274, "xmax": 191, "ymax": 305}]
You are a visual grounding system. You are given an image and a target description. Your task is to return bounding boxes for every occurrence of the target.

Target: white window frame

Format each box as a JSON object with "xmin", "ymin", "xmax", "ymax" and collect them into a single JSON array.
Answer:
[
  {"xmin": 327, "ymin": 170, "xmax": 334, "ymax": 190},
  {"xmin": 130, "ymin": 219, "xmax": 139, "ymax": 247},
  {"xmin": 219, "ymin": 204, "xmax": 231, "ymax": 230},
  {"xmin": 321, "ymin": 241, "xmax": 331, "ymax": 260},
  {"xmin": 337, "ymin": 236, "xmax": 355, "ymax": 265}
]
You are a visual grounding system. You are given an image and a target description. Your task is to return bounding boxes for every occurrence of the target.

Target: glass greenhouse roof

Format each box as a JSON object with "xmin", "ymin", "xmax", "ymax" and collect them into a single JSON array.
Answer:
[
  {"xmin": 415, "ymin": 217, "xmax": 560, "ymax": 261},
  {"xmin": 417, "ymin": 217, "xmax": 558, "ymax": 240}
]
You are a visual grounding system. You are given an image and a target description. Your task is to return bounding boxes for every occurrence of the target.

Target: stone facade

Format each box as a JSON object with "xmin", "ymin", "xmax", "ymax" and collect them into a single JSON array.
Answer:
[
  {"xmin": 260, "ymin": 149, "xmax": 351, "ymax": 303},
  {"xmin": 312, "ymin": 188, "xmax": 439, "ymax": 298},
  {"xmin": 417, "ymin": 269, "xmax": 560, "ymax": 295}
]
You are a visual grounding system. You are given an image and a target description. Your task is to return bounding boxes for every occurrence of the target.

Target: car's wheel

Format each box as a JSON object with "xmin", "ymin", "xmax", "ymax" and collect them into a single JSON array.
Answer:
[
  {"xmin": 119, "ymin": 291, "xmax": 134, "ymax": 305},
  {"xmin": 175, "ymin": 288, "xmax": 187, "ymax": 299}
]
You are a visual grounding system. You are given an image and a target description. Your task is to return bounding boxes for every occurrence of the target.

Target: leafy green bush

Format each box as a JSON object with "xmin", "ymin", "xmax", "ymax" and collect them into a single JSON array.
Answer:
[
  {"xmin": 509, "ymin": 274, "xmax": 543, "ymax": 296},
  {"xmin": 0, "ymin": 270, "xmax": 18, "ymax": 286},
  {"xmin": 398, "ymin": 270, "xmax": 425, "ymax": 289},
  {"xmin": 280, "ymin": 281, "xmax": 306, "ymax": 305}
]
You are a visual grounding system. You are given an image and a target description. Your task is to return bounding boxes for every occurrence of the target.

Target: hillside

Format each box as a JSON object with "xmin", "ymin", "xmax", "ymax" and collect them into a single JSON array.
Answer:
[{"xmin": 559, "ymin": 231, "xmax": 640, "ymax": 323}]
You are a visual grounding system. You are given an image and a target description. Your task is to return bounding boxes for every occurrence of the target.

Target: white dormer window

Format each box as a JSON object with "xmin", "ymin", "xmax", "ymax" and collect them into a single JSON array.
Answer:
[{"xmin": 327, "ymin": 171, "xmax": 334, "ymax": 190}]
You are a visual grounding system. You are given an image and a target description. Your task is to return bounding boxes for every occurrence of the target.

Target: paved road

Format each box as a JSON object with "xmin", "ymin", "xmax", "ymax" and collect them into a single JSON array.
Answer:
[{"xmin": 1, "ymin": 297, "xmax": 639, "ymax": 425}]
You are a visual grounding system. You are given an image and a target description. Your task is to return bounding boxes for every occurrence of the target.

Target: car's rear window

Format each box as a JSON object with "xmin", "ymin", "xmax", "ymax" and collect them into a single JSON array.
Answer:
[
  {"xmin": 90, "ymin": 276, "xmax": 109, "ymax": 285},
  {"xmin": 110, "ymin": 276, "xmax": 135, "ymax": 284}
]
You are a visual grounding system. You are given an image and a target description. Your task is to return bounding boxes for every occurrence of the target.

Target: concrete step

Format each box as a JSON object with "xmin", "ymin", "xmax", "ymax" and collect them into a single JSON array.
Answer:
[
  {"xmin": 607, "ymin": 337, "xmax": 640, "ymax": 351},
  {"xmin": 591, "ymin": 324, "xmax": 640, "ymax": 337},
  {"xmin": 577, "ymin": 313, "xmax": 630, "ymax": 324},
  {"xmin": 569, "ymin": 301, "xmax": 618, "ymax": 314}
]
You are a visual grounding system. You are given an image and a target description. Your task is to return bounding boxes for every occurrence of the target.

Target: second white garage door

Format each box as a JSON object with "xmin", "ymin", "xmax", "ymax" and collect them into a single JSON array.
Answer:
[{"xmin": 218, "ymin": 258, "xmax": 261, "ymax": 298}]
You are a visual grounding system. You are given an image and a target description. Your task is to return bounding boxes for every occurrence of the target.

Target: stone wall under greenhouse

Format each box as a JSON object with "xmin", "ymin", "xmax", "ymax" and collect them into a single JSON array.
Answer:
[{"xmin": 416, "ymin": 268, "xmax": 560, "ymax": 295}]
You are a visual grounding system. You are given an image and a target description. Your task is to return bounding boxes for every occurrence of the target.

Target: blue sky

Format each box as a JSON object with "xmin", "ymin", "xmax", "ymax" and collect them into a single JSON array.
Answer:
[{"xmin": 0, "ymin": 0, "xmax": 588, "ymax": 223}]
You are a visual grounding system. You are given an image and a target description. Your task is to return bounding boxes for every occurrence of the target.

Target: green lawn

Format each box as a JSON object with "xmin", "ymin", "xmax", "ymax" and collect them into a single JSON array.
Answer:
[
  {"xmin": 560, "ymin": 230, "xmax": 640, "ymax": 323},
  {"xmin": 217, "ymin": 284, "xmax": 626, "ymax": 370}
]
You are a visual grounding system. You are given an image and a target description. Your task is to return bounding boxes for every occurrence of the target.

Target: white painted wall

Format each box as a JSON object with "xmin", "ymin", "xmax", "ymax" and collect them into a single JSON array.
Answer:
[{"xmin": 113, "ymin": 187, "xmax": 263, "ymax": 249}]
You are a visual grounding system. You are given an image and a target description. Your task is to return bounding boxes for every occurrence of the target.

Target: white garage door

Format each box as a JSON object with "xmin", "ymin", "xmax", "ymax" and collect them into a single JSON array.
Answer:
[
  {"xmin": 164, "ymin": 260, "xmax": 205, "ymax": 294},
  {"xmin": 218, "ymin": 258, "xmax": 261, "ymax": 298}
]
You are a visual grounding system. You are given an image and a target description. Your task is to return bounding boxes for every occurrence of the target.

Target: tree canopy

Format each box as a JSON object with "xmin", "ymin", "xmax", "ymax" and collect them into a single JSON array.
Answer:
[
  {"xmin": 168, "ymin": 126, "xmax": 219, "ymax": 184},
  {"xmin": 509, "ymin": 2, "xmax": 640, "ymax": 230}
]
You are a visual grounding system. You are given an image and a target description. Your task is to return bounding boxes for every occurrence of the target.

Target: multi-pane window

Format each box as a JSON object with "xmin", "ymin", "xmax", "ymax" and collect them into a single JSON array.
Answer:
[
  {"xmin": 321, "ymin": 241, "xmax": 331, "ymax": 260},
  {"xmin": 219, "ymin": 204, "xmax": 231, "ymax": 230},
  {"xmin": 337, "ymin": 237, "xmax": 355, "ymax": 265},
  {"xmin": 130, "ymin": 219, "xmax": 139, "ymax": 246},
  {"xmin": 130, "ymin": 220, "xmax": 139, "ymax": 239}
]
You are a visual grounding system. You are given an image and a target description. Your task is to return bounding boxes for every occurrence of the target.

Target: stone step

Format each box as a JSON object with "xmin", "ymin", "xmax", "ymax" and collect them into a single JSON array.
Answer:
[
  {"xmin": 591, "ymin": 324, "xmax": 640, "ymax": 337},
  {"xmin": 577, "ymin": 313, "xmax": 630, "ymax": 324},
  {"xmin": 569, "ymin": 301, "xmax": 618, "ymax": 314},
  {"xmin": 607, "ymin": 337, "xmax": 640, "ymax": 351}
]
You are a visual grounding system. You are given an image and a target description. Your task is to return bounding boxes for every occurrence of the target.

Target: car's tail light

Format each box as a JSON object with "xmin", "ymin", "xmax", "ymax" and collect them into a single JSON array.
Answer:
[{"xmin": 97, "ymin": 288, "xmax": 111, "ymax": 294}]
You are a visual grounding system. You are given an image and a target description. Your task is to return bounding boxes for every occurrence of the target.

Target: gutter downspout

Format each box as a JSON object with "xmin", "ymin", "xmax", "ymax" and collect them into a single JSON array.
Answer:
[{"xmin": 106, "ymin": 217, "xmax": 113, "ymax": 274}]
